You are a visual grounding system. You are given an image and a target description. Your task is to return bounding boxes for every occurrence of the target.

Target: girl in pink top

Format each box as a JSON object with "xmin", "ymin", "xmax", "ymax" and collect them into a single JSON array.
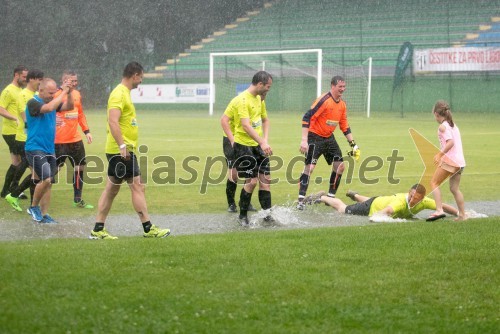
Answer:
[{"xmin": 429, "ymin": 100, "xmax": 466, "ymax": 221}]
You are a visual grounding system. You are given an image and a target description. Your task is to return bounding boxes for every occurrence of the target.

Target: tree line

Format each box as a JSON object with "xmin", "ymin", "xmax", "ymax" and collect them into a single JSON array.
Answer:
[{"xmin": 0, "ymin": 0, "xmax": 263, "ymax": 106}]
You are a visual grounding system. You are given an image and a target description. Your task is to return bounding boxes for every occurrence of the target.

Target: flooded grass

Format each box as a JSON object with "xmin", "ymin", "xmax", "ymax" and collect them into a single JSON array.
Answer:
[{"xmin": 1, "ymin": 201, "xmax": 497, "ymax": 242}]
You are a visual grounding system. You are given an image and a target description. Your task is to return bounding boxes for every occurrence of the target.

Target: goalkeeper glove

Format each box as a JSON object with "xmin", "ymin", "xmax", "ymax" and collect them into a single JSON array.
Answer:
[{"xmin": 347, "ymin": 140, "xmax": 361, "ymax": 161}]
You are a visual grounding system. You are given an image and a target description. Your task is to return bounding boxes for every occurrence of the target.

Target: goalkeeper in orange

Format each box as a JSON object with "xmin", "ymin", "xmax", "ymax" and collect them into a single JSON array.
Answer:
[
  {"xmin": 296, "ymin": 75, "xmax": 360, "ymax": 210},
  {"xmin": 54, "ymin": 70, "xmax": 94, "ymax": 209}
]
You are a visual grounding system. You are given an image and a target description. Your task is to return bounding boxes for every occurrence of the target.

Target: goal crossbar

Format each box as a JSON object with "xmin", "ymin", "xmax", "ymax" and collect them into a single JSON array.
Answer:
[{"xmin": 209, "ymin": 49, "xmax": 323, "ymax": 115}]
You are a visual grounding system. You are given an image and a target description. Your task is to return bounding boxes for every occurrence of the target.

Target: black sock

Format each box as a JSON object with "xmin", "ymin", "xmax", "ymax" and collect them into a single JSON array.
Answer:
[
  {"xmin": 11, "ymin": 174, "xmax": 31, "ymax": 198},
  {"xmin": 225, "ymin": 179, "xmax": 237, "ymax": 206},
  {"xmin": 298, "ymin": 173, "xmax": 310, "ymax": 197},
  {"xmin": 258, "ymin": 190, "xmax": 271, "ymax": 210},
  {"xmin": 239, "ymin": 189, "xmax": 253, "ymax": 218},
  {"xmin": 73, "ymin": 170, "xmax": 84, "ymax": 203},
  {"xmin": 142, "ymin": 221, "xmax": 152, "ymax": 233},
  {"xmin": 10, "ymin": 161, "xmax": 28, "ymax": 193},
  {"xmin": 93, "ymin": 222, "xmax": 105, "ymax": 232},
  {"xmin": 1, "ymin": 164, "xmax": 17, "ymax": 196},
  {"xmin": 328, "ymin": 172, "xmax": 342, "ymax": 195}
]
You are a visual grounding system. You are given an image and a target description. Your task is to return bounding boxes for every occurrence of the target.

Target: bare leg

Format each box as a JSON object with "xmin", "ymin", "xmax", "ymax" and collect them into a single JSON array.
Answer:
[
  {"xmin": 228, "ymin": 167, "xmax": 238, "ymax": 183},
  {"xmin": 39, "ymin": 183, "xmax": 52, "ymax": 216},
  {"xmin": 353, "ymin": 193, "xmax": 370, "ymax": 202},
  {"xmin": 243, "ymin": 177, "xmax": 258, "ymax": 194},
  {"xmin": 449, "ymin": 173, "xmax": 466, "ymax": 220},
  {"xmin": 430, "ymin": 167, "xmax": 452, "ymax": 214},
  {"xmin": 128, "ymin": 175, "xmax": 150, "ymax": 223},
  {"xmin": 95, "ymin": 176, "xmax": 122, "ymax": 223},
  {"xmin": 321, "ymin": 195, "xmax": 347, "ymax": 213},
  {"xmin": 32, "ymin": 178, "xmax": 51, "ymax": 207}
]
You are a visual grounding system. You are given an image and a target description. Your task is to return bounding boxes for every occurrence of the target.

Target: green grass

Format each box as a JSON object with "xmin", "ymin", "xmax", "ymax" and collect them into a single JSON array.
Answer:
[
  {"xmin": 1, "ymin": 110, "xmax": 499, "ymax": 218},
  {"xmin": 0, "ymin": 219, "xmax": 498, "ymax": 333},
  {"xmin": 1, "ymin": 110, "xmax": 499, "ymax": 333}
]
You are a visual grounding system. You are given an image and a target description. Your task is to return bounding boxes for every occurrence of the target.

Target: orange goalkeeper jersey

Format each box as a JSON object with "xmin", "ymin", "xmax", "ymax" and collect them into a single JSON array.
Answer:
[
  {"xmin": 301, "ymin": 92, "xmax": 350, "ymax": 138},
  {"xmin": 54, "ymin": 89, "xmax": 90, "ymax": 144}
]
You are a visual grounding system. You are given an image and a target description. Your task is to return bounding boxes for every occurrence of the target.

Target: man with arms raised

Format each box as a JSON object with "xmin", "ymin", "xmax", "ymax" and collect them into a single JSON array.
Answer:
[
  {"xmin": 25, "ymin": 78, "xmax": 73, "ymax": 223},
  {"xmin": 54, "ymin": 70, "xmax": 94, "ymax": 209}
]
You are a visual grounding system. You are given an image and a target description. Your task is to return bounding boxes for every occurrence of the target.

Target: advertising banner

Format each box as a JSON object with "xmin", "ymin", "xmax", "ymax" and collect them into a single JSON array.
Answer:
[
  {"xmin": 131, "ymin": 84, "xmax": 210, "ymax": 103},
  {"xmin": 414, "ymin": 47, "xmax": 500, "ymax": 73}
]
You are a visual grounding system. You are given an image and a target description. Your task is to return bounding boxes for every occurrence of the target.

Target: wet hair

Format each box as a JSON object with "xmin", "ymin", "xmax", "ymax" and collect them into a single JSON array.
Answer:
[
  {"xmin": 62, "ymin": 69, "xmax": 77, "ymax": 81},
  {"xmin": 123, "ymin": 61, "xmax": 144, "ymax": 78},
  {"xmin": 411, "ymin": 183, "xmax": 426, "ymax": 196},
  {"xmin": 252, "ymin": 71, "xmax": 273, "ymax": 85},
  {"xmin": 63, "ymin": 70, "xmax": 77, "ymax": 76},
  {"xmin": 331, "ymin": 75, "xmax": 345, "ymax": 86},
  {"xmin": 433, "ymin": 100, "xmax": 454, "ymax": 127},
  {"xmin": 14, "ymin": 65, "xmax": 28, "ymax": 76},
  {"xmin": 27, "ymin": 69, "xmax": 44, "ymax": 81}
]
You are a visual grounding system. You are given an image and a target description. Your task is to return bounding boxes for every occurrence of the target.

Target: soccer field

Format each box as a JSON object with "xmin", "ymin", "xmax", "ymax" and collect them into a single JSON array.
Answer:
[
  {"xmin": 1, "ymin": 109, "xmax": 499, "ymax": 218},
  {"xmin": 0, "ymin": 110, "xmax": 499, "ymax": 333}
]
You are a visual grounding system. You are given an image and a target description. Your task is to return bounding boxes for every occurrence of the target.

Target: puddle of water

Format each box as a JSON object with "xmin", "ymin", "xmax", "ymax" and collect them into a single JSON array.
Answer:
[{"xmin": 0, "ymin": 201, "xmax": 497, "ymax": 241}]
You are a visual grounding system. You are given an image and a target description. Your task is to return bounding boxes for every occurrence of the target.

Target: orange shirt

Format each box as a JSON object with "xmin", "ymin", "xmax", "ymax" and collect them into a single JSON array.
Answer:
[
  {"xmin": 302, "ymin": 92, "xmax": 349, "ymax": 138},
  {"xmin": 54, "ymin": 89, "xmax": 90, "ymax": 144}
]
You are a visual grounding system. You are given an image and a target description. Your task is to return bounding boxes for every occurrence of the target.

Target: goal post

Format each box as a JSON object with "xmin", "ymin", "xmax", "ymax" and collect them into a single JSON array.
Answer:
[
  {"xmin": 209, "ymin": 50, "xmax": 371, "ymax": 118},
  {"xmin": 209, "ymin": 49, "xmax": 323, "ymax": 115}
]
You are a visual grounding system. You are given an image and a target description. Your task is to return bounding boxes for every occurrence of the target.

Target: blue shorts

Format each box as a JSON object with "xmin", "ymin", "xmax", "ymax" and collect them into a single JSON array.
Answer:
[{"xmin": 25, "ymin": 150, "xmax": 57, "ymax": 182}]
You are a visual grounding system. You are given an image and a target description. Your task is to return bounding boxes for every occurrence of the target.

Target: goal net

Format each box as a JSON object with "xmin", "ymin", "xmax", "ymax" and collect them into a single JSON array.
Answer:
[
  {"xmin": 210, "ymin": 49, "xmax": 371, "ymax": 117},
  {"xmin": 210, "ymin": 49, "xmax": 322, "ymax": 115},
  {"xmin": 323, "ymin": 57, "xmax": 372, "ymax": 117}
]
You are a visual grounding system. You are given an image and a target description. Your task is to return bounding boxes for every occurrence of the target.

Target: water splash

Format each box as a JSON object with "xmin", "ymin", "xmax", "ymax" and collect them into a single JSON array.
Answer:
[
  {"xmin": 369, "ymin": 213, "xmax": 409, "ymax": 223},
  {"xmin": 465, "ymin": 210, "xmax": 488, "ymax": 219}
]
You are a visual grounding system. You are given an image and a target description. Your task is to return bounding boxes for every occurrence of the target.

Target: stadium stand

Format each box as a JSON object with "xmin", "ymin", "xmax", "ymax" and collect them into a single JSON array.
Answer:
[{"xmin": 144, "ymin": 0, "xmax": 500, "ymax": 81}]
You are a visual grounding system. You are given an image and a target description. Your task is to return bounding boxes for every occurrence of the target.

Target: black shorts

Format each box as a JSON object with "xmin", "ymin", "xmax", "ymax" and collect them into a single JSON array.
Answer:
[
  {"xmin": 55, "ymin": 141, "xmax": 87, "ymax": 167},
  {"xmin": 2, "ymin": 134, "xmax": 17, "ymax": 154},
  {"xmin": 25, "ymin": 150, "xmax": 57, "ymax": 182},
  {"xmin": 106, "ymin": 152, "xmax": 140, "ymax": 181},
  {"xmin": 12, "ymin": 140, "xmax": 26, "ymax": 156},
  {"xmin": 305, "ymin": 132, "xmax": 343, "ymax": 165},
  {"xmin": 345, "ymin": 197, "xmax": 377, "ymax": 216},
  {"xmin": 233, "ymin": 142, "xmax": 270, "ymax": 179},
  {"xmin": 222, "ymin": 136, "xmax": 236, "ymax": 168}
]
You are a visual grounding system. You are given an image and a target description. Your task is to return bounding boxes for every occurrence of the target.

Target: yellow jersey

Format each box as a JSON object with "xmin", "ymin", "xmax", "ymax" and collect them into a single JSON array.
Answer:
[
  {"xmin": 0, "ymin": 84, "xmax": 23, "ymax": 135},
  {"xmin": 222, "ymin": 98, "xmax": 238, "ymax": 137},
  {"xmin": 224, "ymin": 98, "xmax": 267, "ymax": 139},
  {"xmin": 232, "ymin": 90, "xmax": 267, "ymax": 146},
  {"xmin": 16, "ymin": 88, "xmax": 36, "ymax": 141},
  {"xmin": 369, "ymin": 193, "xmax": 436, "ymax": 219},
  {"xmin": 105, "ymin": 84, "xmax": 138, "ymax": 154}
]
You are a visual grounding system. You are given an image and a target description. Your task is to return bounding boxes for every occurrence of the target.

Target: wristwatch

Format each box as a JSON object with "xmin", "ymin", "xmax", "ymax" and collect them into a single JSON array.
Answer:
[{"xmin": 119, "ymin": 144, "xmax": 126, "ymax": 149}]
